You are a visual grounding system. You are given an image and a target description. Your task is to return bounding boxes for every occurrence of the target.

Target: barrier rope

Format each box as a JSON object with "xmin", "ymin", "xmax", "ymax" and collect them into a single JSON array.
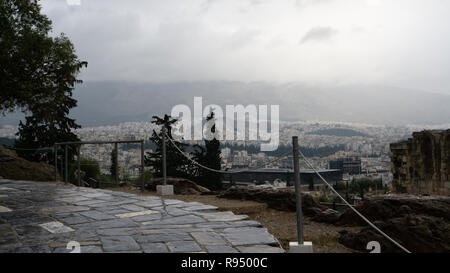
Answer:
[
  {"xmin": 146, "ymin": 130, "xmax": 411, "ymax": 253},
  {"xmin": 297, "ymin": 149, "xmax": 411, "ymax": 253}
]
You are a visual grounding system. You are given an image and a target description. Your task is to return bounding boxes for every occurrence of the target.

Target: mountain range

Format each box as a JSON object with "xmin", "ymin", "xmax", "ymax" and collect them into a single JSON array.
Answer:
[{"xmin": 1, "ymin": 81, "xmax": 449, "ymax": 127}]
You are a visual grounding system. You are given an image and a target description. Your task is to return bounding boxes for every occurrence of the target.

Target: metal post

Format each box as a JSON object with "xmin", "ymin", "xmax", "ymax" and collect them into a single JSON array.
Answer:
[
  {"xmin": 162, "ymin": 127, "xmax": 167, "ymax": 185},
  {"xmin": 292, "ymin": 136, "xmax": 304, "ymax": 244},
  {"xmin": 60, "ymin": 154, "xmax": 63, "ymax": 183},
  {"xmin": 346, "ymin": 181, "xmax": 349, "ymax": 201},
  {"xmin": 54, "ymin": 144, "xmax": 58, "ymax": 182},
  {"xmin": 115, "ymin": 142, "xmax": 119, "ymax": 186},
  {"xmin": 141, "ymin": 140, "xmax": 145, "ymax": 192},
  {"xmin": 64, "ymin": 145, "xmax": 68, "ymax": 184},
  {"xmin": 77, "ymin": 145, "xmax": 81, "ymax": 187}
]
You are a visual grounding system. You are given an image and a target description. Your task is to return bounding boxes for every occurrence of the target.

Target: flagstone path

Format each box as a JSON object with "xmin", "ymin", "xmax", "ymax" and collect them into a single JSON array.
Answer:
[{"xmin": 0, "ymin": 180, "xmax": 284, "ymax": 253}]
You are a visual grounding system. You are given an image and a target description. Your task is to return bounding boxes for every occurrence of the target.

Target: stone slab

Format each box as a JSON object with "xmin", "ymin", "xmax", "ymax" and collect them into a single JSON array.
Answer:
[
  {"xmin": 39, "ymin": 221, "xmax": 74, "ymax": 234},
  {"xmin": 115, "ymin": 210, "xmax": 158, "ymax": 218},
  {"xmin": 222, "ymin": 227, "xmax": 278, "ymax": 246},
  {"xmin": 101, "ymin": 236, "xmax": 140, "ymax": 252},
  {"xmin": 166, "ymin": 240, "xmax": 202, "ymax": 253},
  {"xmin": 0, "ymin": 206, "xmax": 12, "ymax": 213},
  {"xmin": 191, "ymin": 232, "xmax": 227, "ymax": 246},
  {"xmin": 237, "ymin": 245, "xmax": 285, "ymax": 253},
  {"xmin": 79, "ymin": 210, "xmax": 116, "ymax": 221},
  {"xmin": 141, "ymin": 242, "xmax": 169, "ymax": 253}
]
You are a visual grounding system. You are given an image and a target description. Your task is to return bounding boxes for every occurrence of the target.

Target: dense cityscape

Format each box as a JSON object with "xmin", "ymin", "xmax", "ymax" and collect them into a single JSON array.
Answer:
[{"xmin": 2, "ymin": 120, "xmax": 447, "ymax": 184}]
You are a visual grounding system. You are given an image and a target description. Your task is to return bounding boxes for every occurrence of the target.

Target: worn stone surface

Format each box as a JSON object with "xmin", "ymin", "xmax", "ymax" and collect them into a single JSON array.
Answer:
[
  {"xmin": 237, "ymin": 245, "xmax": 285, "ymax": 253},
  {"xmin": 190, "ymin": 232, "xmax": 227, "ymax": 246},
  {"xmin": 39, "ymin": 221, "xmax": 74, "ymax": 233},
  {"xmin": 222, "ymin": 227, "xmax": 279, "ymax": 246},
  {"xmin": 101, "ymin": 236, "xmax": 141, "ymax": 252},
  {"xmin": 391, "ymin": 129, "xmax": 450, "ymax": 195},
  {"xmin": 141, "ymin": 242, "xmax": 169, "ymax": 253},
  {"xmin": 0, "ymin": 179, "xmax": 284, "ymax": 253},
  {"xmin": 166, "ymin": 240, "xmax": 202, "ymax": 253}
]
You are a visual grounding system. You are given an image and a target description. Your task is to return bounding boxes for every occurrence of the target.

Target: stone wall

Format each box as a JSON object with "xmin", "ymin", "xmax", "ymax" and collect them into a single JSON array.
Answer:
[{"xmin": 390, "ymin": 130, "xmax": 450, "ymax": 195}]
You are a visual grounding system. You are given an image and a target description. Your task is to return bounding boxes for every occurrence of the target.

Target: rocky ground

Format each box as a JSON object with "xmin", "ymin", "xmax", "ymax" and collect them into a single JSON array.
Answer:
[
  {"xmin": 336, "ymin": 195, "xmax": 450, "ymax": 253},
  {"xmin": 0, "ymin": 147, "xmax": 56, "ymax": 182}
]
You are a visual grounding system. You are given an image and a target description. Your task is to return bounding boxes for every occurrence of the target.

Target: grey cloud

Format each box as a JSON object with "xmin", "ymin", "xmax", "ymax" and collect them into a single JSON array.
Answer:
[
  {"xmin": 300, "ymin": 26, "xmax": 338, "ymax": 44},
  {"xmin": 36, "ymin": 0, "xmax": 450, "ymax": 95}
]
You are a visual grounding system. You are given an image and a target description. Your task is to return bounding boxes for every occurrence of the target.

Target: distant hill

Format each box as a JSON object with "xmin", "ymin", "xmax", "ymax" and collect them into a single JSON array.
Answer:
[
  {"xmin": 2, "ymin": 81, "xmax": 450, "ymax": 127},
  {"xmin": 307, "ymin": 128, "xmax": 369, "ymax": 137},
  {"xmin": 0, "ymin": 137, "xmax": 15, "ymax": 147}
]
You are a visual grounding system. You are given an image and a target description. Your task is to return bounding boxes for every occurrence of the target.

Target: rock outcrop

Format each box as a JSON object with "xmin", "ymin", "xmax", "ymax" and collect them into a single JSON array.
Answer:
[
  {"xmin": 337, "ymin": 195, "xmax": 450, "ymax": 253},
  {"xmin": 390, "ymin": 129, "xmax": 450, "ymax": 195},
  {"xmin": 0, "ymin": 146, "xmax": 56, "ymax": 181},
  {"xmin": 217, "ymin": 186, "xmax": 327, "ymax": 216}
]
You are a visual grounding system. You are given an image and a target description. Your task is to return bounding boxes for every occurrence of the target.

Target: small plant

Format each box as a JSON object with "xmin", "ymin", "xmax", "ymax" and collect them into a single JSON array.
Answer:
[
  {"xmin": 69, "ymin": 158, "xmax": 101, "ymax": 184},
  {"xmin": 132, "ymin": 169, "xmax": 153, "ymax": 187}
]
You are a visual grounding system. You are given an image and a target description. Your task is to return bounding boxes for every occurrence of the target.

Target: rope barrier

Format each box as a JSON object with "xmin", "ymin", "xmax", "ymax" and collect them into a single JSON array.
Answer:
[
  {"xmin": 297, "ymin": 149, "xmax": 411, "ymax": 253},
  {"xmin": 163, "ymin": 130, "xmax": 411, "ymax": 253},
  {"xmin": 164, "ymin": 132, "xmax": 291, "ymax": 174}
]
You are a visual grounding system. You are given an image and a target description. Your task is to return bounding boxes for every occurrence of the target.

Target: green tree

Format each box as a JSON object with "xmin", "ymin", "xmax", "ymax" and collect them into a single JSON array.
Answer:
[
  {"xmin": 7, "ymin": 1, "xmax": 87, "ymax": 162},
  {"xmin": 0, "ymin": 0, "xmax": 87, "ymax": 114},
  {"xmin": 144, "ymin": 114, "xmax": 192, "ymax": 179},
  {"xmin": 192, "ymin": 111, "xmax": 222, "ymax": 190},
  {"xmin": 110, "ymin": 147, "xmax": 118, "ymax": 179}
]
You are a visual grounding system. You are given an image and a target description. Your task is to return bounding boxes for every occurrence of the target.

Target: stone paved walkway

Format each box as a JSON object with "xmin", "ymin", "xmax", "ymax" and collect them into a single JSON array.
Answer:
[{"xmin": 0, "ymin": 180, "xmax": 284, "ymax": 253}]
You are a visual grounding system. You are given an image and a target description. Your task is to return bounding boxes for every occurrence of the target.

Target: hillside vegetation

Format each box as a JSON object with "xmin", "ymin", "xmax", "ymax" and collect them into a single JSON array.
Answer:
[{"xmin": 0, "ymin": 146, "xmax": 56, "ymax": 181}]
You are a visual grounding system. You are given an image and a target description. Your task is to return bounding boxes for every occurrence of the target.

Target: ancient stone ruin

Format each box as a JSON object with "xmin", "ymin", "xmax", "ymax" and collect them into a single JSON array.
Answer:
[{"xmin": 390, "ymin": 129, "xmax": 450, "ymax": 195}]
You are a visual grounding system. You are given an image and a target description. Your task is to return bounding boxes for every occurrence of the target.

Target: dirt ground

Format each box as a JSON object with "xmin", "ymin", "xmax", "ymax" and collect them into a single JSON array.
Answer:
[{"xmin": 108, "ymin": 186, "xmax": 361, "ymax": 253}]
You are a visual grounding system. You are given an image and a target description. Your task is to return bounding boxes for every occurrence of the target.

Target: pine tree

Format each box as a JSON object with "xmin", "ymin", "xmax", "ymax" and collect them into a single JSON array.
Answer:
[
  {"xmin": 11, "ymin": 14, "xmax": 86, "ymax": 164},
  {"xmin": 110, "ymin": 147, "xmax": 118, "ymax": 178},
  {"xmin": 15, "ymin": 87, "xmax": 81, "ymax": 162},
  {"xmin": 192, "ymin": 111, "xmax": 222, "ymax": 190},
  {"xmin": 1, "ymin": 1, "xmax": 87, "ymax": 114},
  {"xmin": 144, "ymin": 114, "xmax": 192, "ymax": 179}
]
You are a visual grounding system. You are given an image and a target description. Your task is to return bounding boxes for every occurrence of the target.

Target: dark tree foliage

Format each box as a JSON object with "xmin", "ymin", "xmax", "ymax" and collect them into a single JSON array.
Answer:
[
  {"xmin": 2, "ymin": 1, "xmax": 87, "ymax": 162},
  {"xmin": 191, "ymin": 111, "xmax": 222, "ymax": 190},
  {"xmin": 15, "ymin": 34, "xmax": 85, "ymax": 161},
  {"xmin": 0, "ymin": 0, "xmax": 86, "ymax": 114},
  {"xmin": 144, "ymin": 115, "xmax": 192, "ymax": 179},
  {"xmin": 334, "ymin": 177, "xmax": 383, "ymax": 196},
  {"xmin": 110, "ymin": 147, "xmax": 118, "ymax": 177}
]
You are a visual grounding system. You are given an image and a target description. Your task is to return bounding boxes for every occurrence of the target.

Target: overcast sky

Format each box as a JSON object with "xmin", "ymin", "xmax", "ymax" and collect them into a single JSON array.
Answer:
[{"xmin": 40, "ymin": 0, "xmax": 450, "ymax": 95}]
